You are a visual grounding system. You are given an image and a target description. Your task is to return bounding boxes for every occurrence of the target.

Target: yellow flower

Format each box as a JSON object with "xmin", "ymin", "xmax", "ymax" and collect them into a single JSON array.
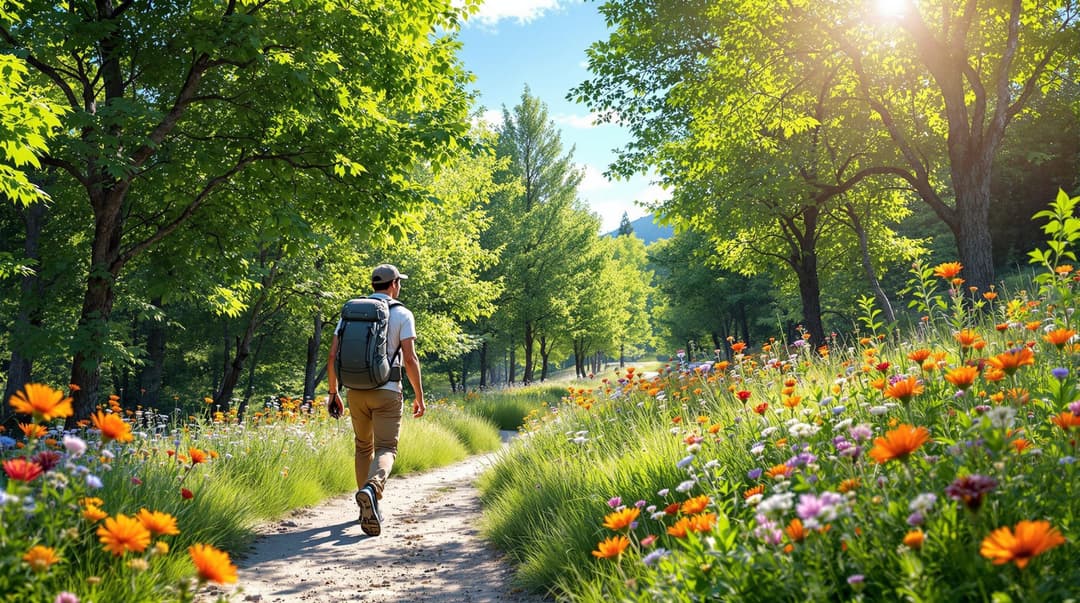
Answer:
[
  {"xmin": 23, "ymin": 545, "xmax": 60, "ymax": 573},
  {"xmin": 97, "ymin": 514, "xmax": 151, "ymax": 556},
  {"xmin": 9, "ymin": 383, "xmax": 73, "ymax": 422},
  {"xmin": 980, "ymin": 520, "xmax": 1065, "ymax": 569},
  {"xmin": 189, "ymin": 543, "xmax": 239, "ymax": 583},
  {"xmin": 83, "ymin": 505, "xmax": 108, "ymax": 522}
]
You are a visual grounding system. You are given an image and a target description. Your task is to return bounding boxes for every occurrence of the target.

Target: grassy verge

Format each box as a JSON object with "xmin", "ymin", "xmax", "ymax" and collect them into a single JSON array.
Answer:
[{"xmin": 0, "ymin": 395, "xmax": 500, "ymax": 602}]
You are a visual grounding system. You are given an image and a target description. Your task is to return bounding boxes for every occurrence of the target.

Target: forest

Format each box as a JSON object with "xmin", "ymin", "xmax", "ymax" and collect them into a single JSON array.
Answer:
[{"xmin": 2, "ymin": 0, "xmax": 1078, "ymax": 426}]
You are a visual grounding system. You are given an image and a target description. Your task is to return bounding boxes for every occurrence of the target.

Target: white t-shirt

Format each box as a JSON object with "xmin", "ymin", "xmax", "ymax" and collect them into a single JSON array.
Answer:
[{"xmin": 335, "ymin": 293, "xmax": 416, "ymax": 393}]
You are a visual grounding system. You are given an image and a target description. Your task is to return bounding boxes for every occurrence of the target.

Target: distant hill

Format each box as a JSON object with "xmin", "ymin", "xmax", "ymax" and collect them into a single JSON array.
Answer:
[{"xmin": 606, "ymin": 214, "xmax": 674, "ymax": 245}]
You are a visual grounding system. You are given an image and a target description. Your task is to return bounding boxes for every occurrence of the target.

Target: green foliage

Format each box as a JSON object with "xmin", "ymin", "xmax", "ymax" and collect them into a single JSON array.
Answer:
[{"xmin": 0, "ymin": 51, "xmax": 63, "ymax": 207}]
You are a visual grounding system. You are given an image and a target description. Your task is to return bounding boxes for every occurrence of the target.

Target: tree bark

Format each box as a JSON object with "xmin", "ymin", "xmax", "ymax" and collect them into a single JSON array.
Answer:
[
  {"xmin": 478, "ymin": 340, "xmax": 488, "ymax": 389},
  {"xmin": 4, "ymin": 202, "xmax": 47, "ymax": 426},
  {"xmin": 522, "ymin": 321, "xmax": 535, "ymax": 384},
  {"xmin": 539, "ymin": 334, "xmax": 550, "ymax": 382}
]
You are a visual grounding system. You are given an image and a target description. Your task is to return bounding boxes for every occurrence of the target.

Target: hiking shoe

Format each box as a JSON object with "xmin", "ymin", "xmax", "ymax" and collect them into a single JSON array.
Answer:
[{"xmin": 356, "ymin": 485, "xmax": 382, "ymax": 536}]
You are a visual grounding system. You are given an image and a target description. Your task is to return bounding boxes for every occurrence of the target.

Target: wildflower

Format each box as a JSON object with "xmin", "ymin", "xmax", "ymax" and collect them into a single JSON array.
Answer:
[
  {"xmin": 766, "ymin": 464, "xmax": 793, "ymax": 479},
  {"xmin": 955, "ymin": 329, "xmax": 983, "ymax": 348},
  {"xmin": 980, "ymin": 520, "xmax": 1065, "ymax": 569},
  {"xmin": 97, "ymin": 514, "xmax": 152, "ymax": 556},
  {"xmin": 8, "ymin": 383, "xmax": 74, "ymax": 422},
  {"xmin": 31, "ymin": 450, "xmax": 62, "ymax": 472},
  {"xmin": 91, "ymin": 411, "xmax": 133, "ymax": 443},
  {"xmin": 849, "ymin": 424, "xmax": 873, "ymax": 441},
  {"xmin": 189, "ymin": 543, "xmax": 239, "ymax": 583},
  {"xmin": 83, "ymin": 505, "xmax": 108, "ymax": 522},
  {"xmin": 747, "ymin": 468, "xmax": 763, "ymax": 480},
  {"xmin": 986, "ymin": 348, "xmax": 1035, "ymax": 376},
  {"xmin": 136, "ymin": 509, "xmax": 181, "ymax": 536},
  {"xmin": 1051, "ymin": 411, "xmax": 1080, "ymax": 431},
  {"xmin": 737, "ymin": 390, "xmax": 752, "ymax": 402},
  {"xmin": 681, "ymin": 495, "xmax": 711, "ymax": 515},
  {"xmin": 1043, "ymin": 328, "xmax": 1076, "ymax": 348},
  {"xmin": 785, "ymin": 518, "xmax": 808, "ymax": 543},
  {"xmin": 933, "ymin": 262, "xmax": 963, "ymax": 278},
  {"xmin": 19, "ymin": 423, "xmax": 48, "ymax": 439},
  {"xmin": 86, "ymin": 474, "xmax": 103, "ymax": 489},
  {"xmin": 909, "ymin": 493, "xmax": 937, "ymax": 514},
  {"xmin": 1052, "ymin": 367, "xmax": 1070, "ymax": 380},
  {"xmin": 689, "ymin": 512, "xmax": 717, "ymax": 533},
  {"xmin": 675, "ymin": 480, "xmax": 696, "ymax": 493},
  {"xmin": 3, "ymin": 458, "xmax": 44, "ymax": 482},
  {"xmin": 903, "ymin": 530, "xmax": 925, "ymax": 550},
  {"xmin": 642, "ymin": 548, "xmax": 669, "ymax": 566},
  {"xmin": 667, "ymin": 517, "xmax": 693, "ymax": 538},
  {"xmin": 23, "ymin": 545, "xmax": 61, "ymax": 572},
  {"xmin": 181, "ymin": 488, "xmax": 194, "ymax": 500},
  {"xmin": 870, "ymin": 424, "xmax": 930, "ymax": 464},
  {"xmin": 731, "ymin": 342, "xmax": 747, "ymax": 354},
  {"xmin": 944, "ymin": 366, "xmax": 980, "ymax": 390},
  {"xmin": 838, "ymin": 478, "xmax": 861, "ymax": 493},
  {"xmin": 744, "ymin": 485, "xmax": 765, "ymax": 499},
  {"xmin": 54, "ymin": 593, "xmax": 79, "ymax": 603},
  {"xmin": 607, "ymin": 496, "xmax": 621, "ymax": 509},
  {"xmin": 986, "ymin": 406, "xmax": 1017, "ymax": 430},
  {"xmin": 189, "ymin": 448, "xmax": 207, "ymax": 464},
  {"xmin": 946, "ymin": 474, "xmax": 998, "ymax": 511},
  {"xmin": 883, "ymin": 375, "xmax": 924, "ymax": 403}
]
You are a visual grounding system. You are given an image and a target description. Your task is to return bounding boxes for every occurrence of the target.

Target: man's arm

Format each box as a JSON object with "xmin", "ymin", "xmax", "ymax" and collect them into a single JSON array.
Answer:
[
  {"xmin": 400, "ymin": 336, "xmax": 425, "ymax": 418},
  {"xmin": 326, "ymin": 334, "xmax": 343, "ymax": 417}
]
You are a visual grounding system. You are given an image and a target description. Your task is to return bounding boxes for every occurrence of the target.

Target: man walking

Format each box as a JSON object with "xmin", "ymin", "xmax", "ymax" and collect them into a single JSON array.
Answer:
[{"xmin": 327, "ymin": 264, "xmax": 425, "ymax": 536}]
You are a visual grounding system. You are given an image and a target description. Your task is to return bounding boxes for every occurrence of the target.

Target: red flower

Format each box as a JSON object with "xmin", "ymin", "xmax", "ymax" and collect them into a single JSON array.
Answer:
[
  {"xmin": 181, "ymin": 488, "xmax": 194, "ymax": 500},
  {"xmin": 3, "ymin": 458, "xmax": 44, "ymax": 482},
  {"xmin": 736, "ymin": 390, "xmax": 752, "ymax": 402},
  {"xmin": 753, "ymin": 403, "xmax": 768, "ymax": 415}
]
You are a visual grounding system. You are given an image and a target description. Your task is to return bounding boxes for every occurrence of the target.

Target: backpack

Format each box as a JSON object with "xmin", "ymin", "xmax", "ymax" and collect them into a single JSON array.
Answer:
[{"xmin": 335, "ymin": 297, "xmax": 403, "ymax": 390}]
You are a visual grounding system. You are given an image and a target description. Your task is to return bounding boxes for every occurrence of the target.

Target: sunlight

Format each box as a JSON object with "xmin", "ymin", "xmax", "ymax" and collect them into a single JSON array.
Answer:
[{"xmin": 875, "ymin": 0, "xmax": 908, "ymax": 18}]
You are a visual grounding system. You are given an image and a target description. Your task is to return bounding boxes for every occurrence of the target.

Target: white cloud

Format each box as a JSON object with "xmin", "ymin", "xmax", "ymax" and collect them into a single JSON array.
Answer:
[
  {"xmin": 635, "ymin": 182, "xmax": 670, "ymax": 205},
  {"xmin": 471, "ymin": 109, "xmax": 504, "ymax": 130},
  {"xmin": 553, "ymin": 111, "xmax": 619, "ymax": 129},
  {"xmin": 466, "ymin": 0, "xmax": 565, "ymax": 26},
  {"xmin": 578, "ymin": 164, "xmax": 613, "ymax": 192}
]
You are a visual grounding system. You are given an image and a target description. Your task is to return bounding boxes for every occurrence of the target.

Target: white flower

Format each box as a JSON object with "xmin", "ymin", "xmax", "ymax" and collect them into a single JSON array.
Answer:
[
  {"xmin": 986, "ymin": 406, "xmax": 1017, "ymax": 430},
  {"xmin": 745, "ymin": 494, "xmax": 763, "ymax": 506},
  {"xmin": 909, "ymin": 493, "xmax": 937, "ymax": 513},
  {"xmin": 758, "ymin": 492, "xmax": 795, "ymax": 518},
  {"xmin": 833, "ymin": 418, "xmax": 853, "ymax": 432},
  {"xmin": 869, "ymin": 405, "xmax": 889, "ymax": 416},
  {"xmin": 63, "ymin": 435, "xmax": 87, "ymax": 457},
  {"xmin": 751, "ymin": 443, "xmax": 766, "ymax": 456},
  {"xmin": 761, "ymin": 426, "xmax": 780, "ymax": 438},
  {"xmin": 789, "ymin": 423, "xmax": 821, "ymax": 439},
  {"xmin": 675, "ymin": 479, "xmax": 696, "ymax": 493}
]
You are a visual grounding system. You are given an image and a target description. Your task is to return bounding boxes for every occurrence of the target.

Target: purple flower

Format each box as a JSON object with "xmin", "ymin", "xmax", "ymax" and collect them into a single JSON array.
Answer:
[
  {"xmin": 849, "ymin": 424, "xmax": 873, "ymax": 442},
  {"xmin": 946, "ymin": 474, "xmax": 998, "ymax": 511},
  {"xmin": 677, "ymin": 455, "xmax": 695, "ymax": 469},
  {"xmin": 847, "ymin": 574, "xmax": 865, "ymax": 585},
  {"xmin": 973, "ymin": 405, "xmax": 991, "ymax": 413},
  {"xmin": 657, "ymin": 488, "xmax": 669, "ymax": 497},
  {"xmin": 607, "ymin": 496, "xmax": 622, "ymax": 509},
  {"xmin": 906, "ymin": 512, "xmax": 925, "ymax": 526},
  {"xmin": 1069, "ymin": 401, "xmax": 1080, "ymax": 416},
  {"xmin": 634, "ymin": 499, "xmax": 647, "ymax": 509},
  {"xmin": 748, "ymin": 468, "xmax": 763, "ymax": 480},
  {"xmin": 1052, "ymin": 367, "xmax": 1070, "ymax": 380},
  {"xmin": 55, "ymin": 594, "xmax": 80, "ymax": 603},
  {"xmin": 642, "ymin": 548, "xmax": 669, "ymax": 566}
]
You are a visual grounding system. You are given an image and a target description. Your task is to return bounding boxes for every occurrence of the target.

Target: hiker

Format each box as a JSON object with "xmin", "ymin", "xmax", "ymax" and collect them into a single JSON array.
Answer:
[{"xmin": 327, "ymin": 263, "xmax": 426, "ymax": 536}]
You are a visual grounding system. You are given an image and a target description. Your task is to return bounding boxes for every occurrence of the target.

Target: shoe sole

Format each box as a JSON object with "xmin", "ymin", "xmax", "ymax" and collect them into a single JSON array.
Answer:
[{"xmin": 356, "ymin": 489, "xmax": 381, "ymax": 536}]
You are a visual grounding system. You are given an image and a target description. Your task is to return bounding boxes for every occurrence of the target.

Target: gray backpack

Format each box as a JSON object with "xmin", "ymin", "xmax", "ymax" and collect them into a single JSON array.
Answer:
[{"xmin": 335, "ymin": 297, "xmax": 403, "ymax": 390}]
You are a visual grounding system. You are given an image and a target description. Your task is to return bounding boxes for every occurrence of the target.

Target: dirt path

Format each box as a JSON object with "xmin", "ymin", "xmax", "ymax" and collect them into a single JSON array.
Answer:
[{"xmin": 216, "ymin": 436, "xmax": 548, "ymax": 603}]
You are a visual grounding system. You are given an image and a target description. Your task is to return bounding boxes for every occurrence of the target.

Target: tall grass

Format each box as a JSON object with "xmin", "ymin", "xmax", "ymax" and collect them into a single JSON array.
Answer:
[
  {"xmin": 1, "ymin": 395, "xmax": 501, "ymax": 602},
  {"xmin": 480, "ymin": 191, "xmax": 1080, "ymax": 602}
]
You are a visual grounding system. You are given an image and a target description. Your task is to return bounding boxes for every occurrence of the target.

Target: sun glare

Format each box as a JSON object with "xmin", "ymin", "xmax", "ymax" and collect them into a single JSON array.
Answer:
[{"xmin": 875, "ymin": 0, "xmax": 907, "ymax": 18}]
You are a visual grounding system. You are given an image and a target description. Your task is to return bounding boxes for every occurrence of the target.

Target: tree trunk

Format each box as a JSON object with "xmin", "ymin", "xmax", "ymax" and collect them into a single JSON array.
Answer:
[
  {"xmin": 461, "ymin": 351, "xmax": 470, "ymax": 393},
  {"xmin": 4, "ymin": 202, "xmax": 47, "ymax": 426},
  {"xmin": 845, "ymin": 204, "xmax": 897, "ymax": 324},
  {"xmin": 135, "ymin": 296, "xmax": 167, "ymax": 409},
  {"xmin": 953, "ymin": 166, "xmax": 996, "ymax": 294},
  {"xmin": 479, "ymin": 340, "xmax": 488, "ymax": 389},
  {"xmin": 214, "ymin": 257, "xmax": 279, "ymax": 409},
  {"xmin": 794, "ymin": 250, "xmax": 826, "ymax": 346},
  {"xmin": 303, "ymin": 312, "xmax": 325, "ymax": 403},
  {"xmin": 522, "ymin": 321, "xmax": 535, "ymax": 384},
  {"xmin": 447, "ymin": 363, "xmax": 458, "ymax": 393},
  {"xmin": 539, "ymin": 334, "xmax": 550, "ymax": 382},
  {"xmin": 508, "ymin": 343, "xmax": 516, "ymax": 385},
  {"xmin": 619, "ymin": 343, "xmax": 625, "ymax": 368}
]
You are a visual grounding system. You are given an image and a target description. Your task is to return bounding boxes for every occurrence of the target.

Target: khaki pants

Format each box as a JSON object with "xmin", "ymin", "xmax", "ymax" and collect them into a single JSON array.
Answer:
[{"xmin": 345, "ymin": 388, "xmax": 403, "ymax": 499}]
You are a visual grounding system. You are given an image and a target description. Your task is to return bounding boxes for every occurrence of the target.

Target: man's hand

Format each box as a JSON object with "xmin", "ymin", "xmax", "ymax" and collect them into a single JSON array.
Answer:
[
  {"xmin": 412, "ymin": 397, "xmax": 426, "ymax": 418},
  {"xmin": 328, "ymin": 391, "xmax": 344, "ymax": 419}
]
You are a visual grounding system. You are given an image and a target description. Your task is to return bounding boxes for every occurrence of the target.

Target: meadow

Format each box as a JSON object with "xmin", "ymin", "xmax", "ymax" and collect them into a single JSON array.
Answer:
[
  {"xmin": 0, "ymin": 394, "xmax": 501, "ymax": 602},
  {"xmin": 479, "ymin": 191, "xmax": 1080, "ymax": 602}
]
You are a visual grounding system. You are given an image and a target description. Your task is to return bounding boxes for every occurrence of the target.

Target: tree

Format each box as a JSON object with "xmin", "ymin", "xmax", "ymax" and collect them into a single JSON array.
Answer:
[
  {"xmin": 616, "ymin": 212, "xmax": 634, "ymax": 237},
  {"xmin": 486, "ymin": 87, "xmax": 588, "ymax": 384},
  {"xmin": 2, "ymin": 0, "xmax": 474, "ymax": 421},
  {"xmin": 574, "ymin": 0, "xmax": 1080, "ymax": 295}
]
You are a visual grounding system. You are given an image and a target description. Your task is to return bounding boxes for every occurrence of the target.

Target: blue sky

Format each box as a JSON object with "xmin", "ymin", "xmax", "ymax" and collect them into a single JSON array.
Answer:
[{"xmin": 456, "ymin": 0, "xmax": 667, "ymax": 233}]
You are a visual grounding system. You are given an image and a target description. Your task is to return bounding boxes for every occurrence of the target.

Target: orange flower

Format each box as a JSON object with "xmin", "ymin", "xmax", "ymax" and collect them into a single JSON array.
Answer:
[
  {"xmin": 689, "ymin": 512, "xmax": 717, "ymax": 533},
  {"xmin": 744, "ymin": 485, "xmax": 765, "ymax": 499},
  {"xmin": 91, "ymin": 411, "xmax": 133, "ymax": 443},
  {"xmin": 883, "ymin": 376, "xmax": 924, "ymax": 403},
  {"xmin": 681, "ymin": 495, "xmax": 711, "ymax": 515},
  {"xmin": 944, "ymin": 366, "xmax": 980, "ymax": 390},
  {"xmin": 667, "ymin": 517, "xmax": 693, "ymax": 538},
  {"xmin": 1051, "ymin": 411, "xmax": 1080, "ymax": 431},
  {"xmin": 838, "ymin": 478, "xmax": 861, "ymax": 493},
  {"xmin": 189, "ymin": 448, "xmax": 207, "ymax": 465},
  {"xmin": 8, "ymin": 383, "xmax": 74, "ymax": 422},
  {"xmin": 18, "ymin": 423, "xmax": 48, "ymax": 439},
  {"xmin": 955, "ymin": 329, "xmax": 983, "ymax": 348},
  {"xmin": 3, "ymin": 457, "xmax": 44, "ymax": 482},
  {"xmin": 1043, "ymin": 328, "xmax": 1076, "ymax": 348},
  {"xmin": 983, "ymin": 291, "xmax": 998, "ymax": 301},
  {"xmin": 137, "ymin": 509, "xmax": 181, "ymax": 536},
  {"xmin": 97, "ymin": 514, "xmax": 151, "ymax": 556},
  {"xmin": 602, "ymin": 507, "xmax": 640, "ymax": 531},
  {"xmin": 22, "ymin": 545, "xmax": 60, "ymax": 573},
  {"xmin": 903, "ymin": 530, "xmax": 925, "ymax": 550},
  {"xmin": 869, "ymin": 424, "xmax": 930, "ymax": 464},
  {"xmin": 907, "ymin": 349, "xmax": 932, "ymax": 363},
  {"xmin": 766, "ymin": 464, "xmax": 793, "ymax": 479},
  {"xmin": 1011, "ymin": 439, "xmax": 1030, "ymax": 454},
  {"xmin": 980, "ymin": 520, "xmax": 1066, "ymax": 569},
  {"xmin": 786, "ymin": 518, "xmax": 808, "ymax": 543},
  {"xmin": 731, "ymin": 342, "xmax": 747, "ymax": 354},
  {"xmin": 986, "ymin": 348, "xmax": 1035, "ymax": 376},
  {"xmin": 189, "ymin": 543, "xmax": 239, "ymax": 583},
  {"xmin": 83, "ymin": 505, "xmax": 108, "ymax": 522},
  {"xmin": 932, "ymin": 262, "xmax": 963, "ymax": 278}
]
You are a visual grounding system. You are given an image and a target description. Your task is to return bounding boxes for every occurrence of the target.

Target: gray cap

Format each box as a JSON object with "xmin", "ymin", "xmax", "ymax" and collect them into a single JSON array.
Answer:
[{"xmin": 371, "ymin": 264, "xmax": 408, "ymax": 285}]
